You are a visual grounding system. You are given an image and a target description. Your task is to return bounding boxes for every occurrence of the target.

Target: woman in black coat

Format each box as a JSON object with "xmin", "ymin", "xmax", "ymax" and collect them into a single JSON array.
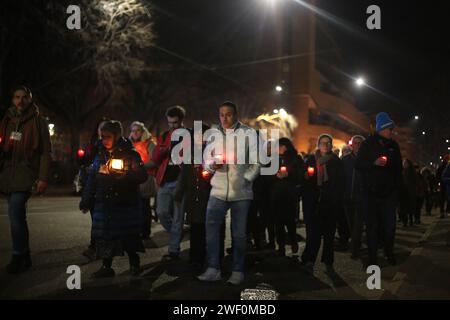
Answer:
[
  {"xmin": 80, "ymin": 120, "xmax": 148, "ymax": 278},
  {"xmin": 301, "ymin": 134, "xmax": 344, "ymax": 273},
  {"xmin": 270, "ymin": 137, "xmax": 303, "ymax": 256}
]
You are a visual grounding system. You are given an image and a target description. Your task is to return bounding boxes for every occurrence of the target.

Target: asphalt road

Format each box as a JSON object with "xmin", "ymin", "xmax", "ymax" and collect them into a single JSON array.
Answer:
[{"xmin": 1, "ymin": 195, "xmax": 449, "ymax": 300}]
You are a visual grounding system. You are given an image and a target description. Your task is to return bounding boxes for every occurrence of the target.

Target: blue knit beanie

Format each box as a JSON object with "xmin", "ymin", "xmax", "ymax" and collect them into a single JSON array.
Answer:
[{"xmin": 375, "ymin": 112, "xmax": 395, "ymax": 132}]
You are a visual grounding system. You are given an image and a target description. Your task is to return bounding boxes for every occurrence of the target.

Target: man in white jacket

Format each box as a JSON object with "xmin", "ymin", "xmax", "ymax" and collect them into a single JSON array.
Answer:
[{"xmin": 198, "ymin": 101, "xmax": 260, "ymax": 285}]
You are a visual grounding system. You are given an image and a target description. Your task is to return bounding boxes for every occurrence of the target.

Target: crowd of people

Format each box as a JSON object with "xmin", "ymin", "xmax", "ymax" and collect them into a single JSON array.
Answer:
[{"xmin": 1, "ymin": 86, "xmax": 450, "ymax": 287}]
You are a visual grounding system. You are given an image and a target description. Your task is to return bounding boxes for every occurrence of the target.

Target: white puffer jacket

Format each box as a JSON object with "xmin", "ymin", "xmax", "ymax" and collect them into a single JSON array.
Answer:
[{"xmin": 205, "ymin": 122, "xmax": 260, "ymax": 201}]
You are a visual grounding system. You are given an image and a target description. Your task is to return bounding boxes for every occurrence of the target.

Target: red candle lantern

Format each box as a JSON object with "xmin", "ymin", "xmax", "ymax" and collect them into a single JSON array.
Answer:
[
  {"xmin": 307, "ymin": 166, "xmax": 315, "ymax": 177},
  {"xmin": 280, "ymin": 166, "xmax": 287, "ymax": 173}
]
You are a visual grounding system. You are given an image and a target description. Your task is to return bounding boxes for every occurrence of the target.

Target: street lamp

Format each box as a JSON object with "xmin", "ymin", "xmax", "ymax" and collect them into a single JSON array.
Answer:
[
  {"xmin": 275, "ymin": 85, "xmax": 283, "ymax": 92},
  {"xmin": 422, "ymin": 131, "xmax": 426, "ymax": 135},
  {"xmin": 414, "ymin": 115, "xmax": 419, "ymax": 120},
  {"xmin": 273, "ymin": 109, "xmax": 279, "ymax": 114},
  {"xmin": 355, "ymin": 77, "xmax": 365, "ymax": 87},
  {"xmin": 446, "ymin": 139, "xmax": 449, "ymax": 143}
]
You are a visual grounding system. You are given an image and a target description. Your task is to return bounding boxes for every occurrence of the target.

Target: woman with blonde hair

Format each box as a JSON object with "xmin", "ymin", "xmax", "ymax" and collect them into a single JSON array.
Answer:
[{"xmin": 129, "ymin": 121, "xmax": 157, "ymax": 241}]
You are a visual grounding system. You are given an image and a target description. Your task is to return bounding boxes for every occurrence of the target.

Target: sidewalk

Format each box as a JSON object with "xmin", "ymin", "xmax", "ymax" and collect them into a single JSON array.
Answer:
[{"xmin": 381, "ymin": 216, "xmax": 450, "ymax": 299}]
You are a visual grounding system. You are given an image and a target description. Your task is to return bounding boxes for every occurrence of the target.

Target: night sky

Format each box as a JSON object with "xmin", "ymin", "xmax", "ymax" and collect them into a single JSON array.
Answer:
[{"xmin": 150, "ymin": 0, "xmax": 449, "ymax": 122}]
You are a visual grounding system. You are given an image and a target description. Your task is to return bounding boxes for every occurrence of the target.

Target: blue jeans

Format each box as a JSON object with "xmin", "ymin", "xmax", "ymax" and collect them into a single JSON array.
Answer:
[
  {"xmin": 7, "ymin": 192, "xmax": 31, "ymax": 255},
  {"xmin": 156, "ymin": 181, "xmax": 185, "ymax": 254},
  {"xmin": 205, "ymin": 196, "xmax": 251, "ymax": 272}
]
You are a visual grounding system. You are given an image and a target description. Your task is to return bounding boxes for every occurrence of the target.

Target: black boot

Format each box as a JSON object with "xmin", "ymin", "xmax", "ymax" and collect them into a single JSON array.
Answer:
[
  {"xmin": 129, "ymin": 254, "xmax": 141, "ymax": 276},
  {"xmin": 6, "ymin": 253, "xmax": 32, "ymax": 274},
  {"xmin": 91, "ymin": 266, "xmax": 115, "ymax": 278}
]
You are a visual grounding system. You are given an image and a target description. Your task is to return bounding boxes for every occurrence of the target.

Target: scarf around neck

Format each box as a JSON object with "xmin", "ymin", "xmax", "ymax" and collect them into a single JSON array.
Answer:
[{"xmin": 315, "ymin": 150, "xmax": 334, "ymax": 187}]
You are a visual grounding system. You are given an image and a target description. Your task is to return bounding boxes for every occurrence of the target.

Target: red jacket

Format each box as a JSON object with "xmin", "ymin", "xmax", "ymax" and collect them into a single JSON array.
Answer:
[{"xmin": 152, "ymin": 130, "xmax": 173, "ymax": 186}]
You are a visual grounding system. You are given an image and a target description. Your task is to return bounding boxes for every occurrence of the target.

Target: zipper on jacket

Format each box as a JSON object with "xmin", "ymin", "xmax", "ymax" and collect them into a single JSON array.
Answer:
[{"xmin": 225, "ymin": 163, "xmax": 229, "ymax": 201}]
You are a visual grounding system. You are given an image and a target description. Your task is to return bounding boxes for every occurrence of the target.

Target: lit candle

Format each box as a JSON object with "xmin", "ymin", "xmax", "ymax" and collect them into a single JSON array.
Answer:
[
  {"xmin": 215, "ymin": 154, "xmax": 224, "ymax": 163},
  {"xmin": 201, "ymin": 170, "xmax": 210, "ymax": 179},
  {"xmin": 381, "ymin": 156, "xmax": 388, "ymax": 162},
  {"xmin": 110, "ymin": 159, "xmax": 124, "ymax": 170},
  {"xmin": 307, "ymin": 166, "xmax": 315, "ymax": 177},
  {"xmin": 77, "ymin": 149, "xmax": 85, "ymax": 158},
  {"xmin": 280, "ymin": 166, "xmax": 287, "ymax": 173}
]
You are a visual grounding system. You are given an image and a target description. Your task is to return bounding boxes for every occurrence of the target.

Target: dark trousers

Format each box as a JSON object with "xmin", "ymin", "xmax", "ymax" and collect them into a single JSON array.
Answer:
[
  {"xmin": 103, "ymin": 251, "xmax": 139, "ymax": 268},
  {"xmin": 247, "ymin": 200, "xmax": 262, "ymax": 247},
  {"xmin": 363, "ymin": 192, "xmax": 397, "ymax": 263},
  {"xmin": 399, "ymin": 193, "xmax": 415, "ymax": 225},
  {"xmin": 424, "ymin": 194, "xmax": 433, "ymax": 215},
  {"xmin": 190, "ymin": 222, "xmax": 225, "ymax": 265},
  {"xmin": 439, "ymin": 189, "xmax": 450, "ymax": 215},
  {"xmin": 89, "ymin": 210, "xmax": 96, "ymax": 249},
  {"xmin": 415, "ymin": 197, "xmax": 424, "ymax": 223},
  {"xmin": 336, "ymin": 204, "xmax": 350, "ymax": 243},
  {"xmin": 260, "ymin": 196, "xmax": 275, "ymax": 245},
  {"xmin": 307, "ymin": 199, "xmax": 336, "ymax": 266},
  {"xmin": 273, "ymin": 196, "xmax": 297, "ymax": 249},
  {"xmin": 7, "ymin": 192, "xmax": 32, "ymax": 255},
  {"xmin": 141, "ymin": 197, "xmax": 152, "ymax": 238},
  {"xmin": 301, "ymin": 195, "xmax": 316, "ymax": 263},
  {"xmin": 344, "ymin": 200, "xmax": 364, "ymax": 256}
]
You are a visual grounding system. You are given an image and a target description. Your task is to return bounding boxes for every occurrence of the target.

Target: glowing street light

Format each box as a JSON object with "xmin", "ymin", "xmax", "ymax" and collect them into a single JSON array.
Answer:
[
  {"xmin": 275, "ymin": 85, "xmax": 283, "ymax": 92},
  {"xmin": 446, "ymin": 139, "xmax": 449, "ymax": 143},
  {"xmin": 422, "ymin": 131, "xmax": 426, "ymax": 135},
  {"xmin": 273, "ymin": 109, "xmax": 279, "ymax": 114},
  {"xmin": 414, "ymin": 115, "xmax": 419, "ymax": 120},
  {"xmin": 355, "ymin": 77, "xmax": 365, "ymax": 87}
]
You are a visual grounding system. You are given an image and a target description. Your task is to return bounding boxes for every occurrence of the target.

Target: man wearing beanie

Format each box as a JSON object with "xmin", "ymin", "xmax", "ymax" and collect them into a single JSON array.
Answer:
[{"xmin": 355, "ymin": 112, "xmax": 403, "ymax": 267}]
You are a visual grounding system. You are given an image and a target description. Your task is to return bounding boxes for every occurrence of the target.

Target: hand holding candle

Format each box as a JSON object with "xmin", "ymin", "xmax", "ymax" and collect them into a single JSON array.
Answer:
[
  {"xmin": 277, "ymin": 165, "xmax": 288, "ymax": 178},
  {"xmin": 374, "ymin": 155, "xmax": 388, "ymax": 167},
  {"xmin": 201, "ymin": 169, "xmax": 210, "ymax": 179}
]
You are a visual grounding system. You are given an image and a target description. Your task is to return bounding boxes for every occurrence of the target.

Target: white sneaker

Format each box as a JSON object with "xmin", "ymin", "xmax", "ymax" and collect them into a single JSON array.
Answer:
[
  {"xmin": 197, "ymin": 268, "xmax": 221, "ymax": 282},
  {"xmin": 227, "ymin": 271, "xmax": 245, "ymax": 285}
]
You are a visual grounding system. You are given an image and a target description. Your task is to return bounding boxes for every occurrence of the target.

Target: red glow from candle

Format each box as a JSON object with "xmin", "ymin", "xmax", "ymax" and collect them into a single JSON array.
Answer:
[
  {"xmin": 77, "ymin": 149, "xmax": 85, "ymax": 158},
  {"xmin": 381, "ymin": 156, "xmax": 387, "ymax": 162},
  {"xmin": 201, "ymin": 170, "xmax": 210, "ymax": 179},
  {"xmin": 307, "ymin": 166, "xmax": 315, "ymax": 177},
  {"xmin": 280, "ymin": 166, "xmax": 287, "ymax": 173}
]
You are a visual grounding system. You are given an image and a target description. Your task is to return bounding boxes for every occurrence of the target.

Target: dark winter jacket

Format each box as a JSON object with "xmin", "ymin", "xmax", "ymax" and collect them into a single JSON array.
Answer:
[
  {"xmin": 437, "ymin": 162, "xmax": 448, "ymax": 195},
  {"xmin": 400, "ymin": 167, "xmax": 418, "ymax": 201},
  {"xmin": 442, "ymin": 163, "xmax": 450, "ymax": 200},
  {"xmin": 303, "ymin": 152, "xmax": 345, "ymax": 206},
  {"xmin": 270, "ymin": 152, "xmax": 303, "ymax": 201},
  {"xmin": 341, "ymin": 152, "xmax": 364, "ymax": 202},
  {"xmin": 79, "ymin": 137, "xmax": 148, "ymax": 239},
  {"xmin": 174, "ymin": 164, "xmax": 211, "ymax": 224},
  {"xmin": 0, "ymin": 104, "xmax": 51, "ymax": 193},
  {"xmin": 355, "ymin": 133, "xmax": 403, "ymax": 198}
]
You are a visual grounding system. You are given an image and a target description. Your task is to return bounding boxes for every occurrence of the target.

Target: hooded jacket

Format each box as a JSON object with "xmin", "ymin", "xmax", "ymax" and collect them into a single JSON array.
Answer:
[{"xmin": 0, "ymin": 104, "xmax": 51, "ymax": 193}]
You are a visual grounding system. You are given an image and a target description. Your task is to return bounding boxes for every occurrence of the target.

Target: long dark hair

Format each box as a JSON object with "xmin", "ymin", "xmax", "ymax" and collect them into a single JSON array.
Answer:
[{"xmin": 279, "ymin": 137, "xmax": 298, "ymax": 157}]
